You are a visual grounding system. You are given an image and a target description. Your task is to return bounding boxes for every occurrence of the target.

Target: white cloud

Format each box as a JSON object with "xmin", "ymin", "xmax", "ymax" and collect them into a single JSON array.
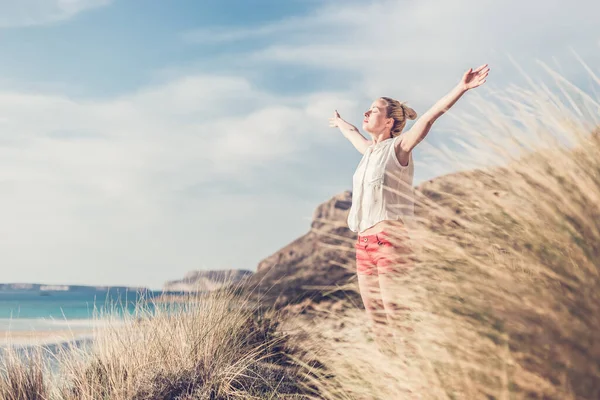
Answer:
[
  {"xmin": 0, "ymin": 0, "xmax": 111, "ymax": 27},
  {"xmin": 0, "ymin": 72, "xmax": 352, "ymax": 288},
  {"xmin": 182, "ymin": 17, "xmax": 312, "ymax": 45},
  {"xmin": 186, "ymin": 0, "xmax": 600, "ymax": 102}
]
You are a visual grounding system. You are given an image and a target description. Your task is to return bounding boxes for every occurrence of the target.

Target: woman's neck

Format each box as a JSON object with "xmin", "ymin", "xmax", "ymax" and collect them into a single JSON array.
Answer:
[{"xmin": 371, "ymin": 132, "xmax": 392, "ymax": 145}]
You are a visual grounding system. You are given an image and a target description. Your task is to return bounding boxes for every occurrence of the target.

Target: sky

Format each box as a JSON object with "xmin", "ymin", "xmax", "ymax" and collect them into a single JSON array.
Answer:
[{"xmin": 0, "ymin": 0, "xmax": 598, "ymax": 290}]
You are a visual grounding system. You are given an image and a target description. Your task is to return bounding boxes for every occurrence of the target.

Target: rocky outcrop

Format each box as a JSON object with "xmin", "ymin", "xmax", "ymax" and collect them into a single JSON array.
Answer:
[
  {"xmin": 163, "ymin": 269, "xmax": 253, "ymax": 292},
  {"xmin": 256, "ymin": 190, "xmax": 354, "ymax": 274},
  {"xmin": 245, "ymin": 191, "xmax": 359, "ymax": 307}
]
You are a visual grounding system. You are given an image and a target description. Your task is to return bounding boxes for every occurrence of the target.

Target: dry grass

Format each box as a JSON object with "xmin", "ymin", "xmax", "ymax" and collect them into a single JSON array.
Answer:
[
  {"xmin": 0, "ymin": 347, "xmax": 49, "ymax": 400},
  {"xmin": 0, "ymin": 288, "xmax": 312, "ymax": 399}
]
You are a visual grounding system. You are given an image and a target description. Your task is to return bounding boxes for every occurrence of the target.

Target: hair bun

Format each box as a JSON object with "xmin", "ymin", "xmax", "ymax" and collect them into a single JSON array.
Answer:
[
  {"xmin": 380, "ymin": 96, "xmax": 417, "ymax": 138},
  {"xmin": 401, "ymin": 103, "xmax": 418, "ymax": 120}
]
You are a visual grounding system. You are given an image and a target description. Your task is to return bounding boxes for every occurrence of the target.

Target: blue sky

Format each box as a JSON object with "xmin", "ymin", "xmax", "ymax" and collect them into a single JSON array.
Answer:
[
  {"xmin": 0, "ymin": 0, "xmax": 598, "ymax": 290},
  {"xmin": 0, "ymin": 0, "xmax": 342, "ymax": 97}
]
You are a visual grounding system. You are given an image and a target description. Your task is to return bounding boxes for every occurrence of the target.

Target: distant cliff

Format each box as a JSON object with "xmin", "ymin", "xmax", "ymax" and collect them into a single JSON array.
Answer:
[
  {"xmin": 0, "ymin": 283, "xmax": 149, "ymax": 292},
  {"xmin": 243, "ymin": 190, "xmax": 358, "ymax": 308},
  {"xmin": 163, "ymin": 269, "xmax": 253, "ymax": 292}
]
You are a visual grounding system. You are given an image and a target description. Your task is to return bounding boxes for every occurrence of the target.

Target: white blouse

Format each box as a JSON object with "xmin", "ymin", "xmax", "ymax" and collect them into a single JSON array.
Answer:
[{"xmin": 347, "ymin": 135, "xmax": 415, "ymax": 234}]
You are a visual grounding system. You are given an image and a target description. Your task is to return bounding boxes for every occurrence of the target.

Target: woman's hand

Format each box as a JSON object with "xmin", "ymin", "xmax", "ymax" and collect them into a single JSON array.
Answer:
[
  {"xmin": 399, "ymin": 64, "xmax": 490, "ymax": 154},
  {"xmin": 329, "ymin": 110, "xmax": 342, "ymax": 128},
  {"xmin": 459, "ymin": 64, "xmax": 489, "ymax": 91},
  {"xmin": 330, "ymin": 110, "xmax": 371, "ymax": 154}
]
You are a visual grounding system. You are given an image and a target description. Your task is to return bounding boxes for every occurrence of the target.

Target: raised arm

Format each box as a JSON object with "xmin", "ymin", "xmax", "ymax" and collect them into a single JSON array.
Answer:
[
  {"xmin": 398, "ymin": 64, "xmax": 490, "ymax": 154},
  {"xmin": 330, "ymin": 110, "xmax": 372, "ymax": 154}
]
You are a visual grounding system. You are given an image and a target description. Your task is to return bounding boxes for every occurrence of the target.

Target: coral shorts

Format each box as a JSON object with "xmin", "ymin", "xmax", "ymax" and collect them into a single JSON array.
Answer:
[{"xmin": 355, "ymin": 230, "xmax": 414, "ymax": 276}]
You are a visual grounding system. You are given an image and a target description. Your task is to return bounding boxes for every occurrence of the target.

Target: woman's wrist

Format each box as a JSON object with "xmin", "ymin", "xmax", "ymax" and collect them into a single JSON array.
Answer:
[{"xmin": 455, "ymin": 82, "xmax": 469, "ymax": 94}]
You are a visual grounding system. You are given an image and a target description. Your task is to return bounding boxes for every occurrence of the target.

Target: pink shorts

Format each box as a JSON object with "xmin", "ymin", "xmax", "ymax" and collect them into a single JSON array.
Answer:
[{"xmin": 355, "ymin": 230, "xmax": 413, "ymax": 276}]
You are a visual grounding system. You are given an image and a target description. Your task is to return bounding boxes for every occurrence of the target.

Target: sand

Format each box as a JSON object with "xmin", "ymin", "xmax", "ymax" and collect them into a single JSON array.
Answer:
[{"xmin": 0, "ymin": 328, "xmax": 96, "ymax": 347}]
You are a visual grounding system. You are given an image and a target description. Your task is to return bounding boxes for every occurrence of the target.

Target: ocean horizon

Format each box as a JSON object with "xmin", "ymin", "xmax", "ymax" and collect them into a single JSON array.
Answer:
[{"xmin": 0, "ymin": 289, "xmax": 170, "ymax": 333}]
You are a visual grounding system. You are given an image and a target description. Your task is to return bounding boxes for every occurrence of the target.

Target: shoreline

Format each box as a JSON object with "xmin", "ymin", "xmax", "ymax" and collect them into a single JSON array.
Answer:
[
  {"xmin": 0, "ymin": 318, "xmax": 128, "ymax": 348},
  {"xmin": 0, "ymin": 328, "xmax": 96, "ymax": 347}
]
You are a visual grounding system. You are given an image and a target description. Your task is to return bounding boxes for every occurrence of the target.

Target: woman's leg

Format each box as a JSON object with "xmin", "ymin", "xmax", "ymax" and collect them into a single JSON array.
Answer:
[
  {"xmin": 356, "ymin": 238, "xmax": 396, "ymax": 353},
  {"xmin": 373, "ymin": 229, "xmax": 417, "ymax": 356},
  {"xmin": 357, "ymin": 273, "xmax": 397, "ymax": 353}
]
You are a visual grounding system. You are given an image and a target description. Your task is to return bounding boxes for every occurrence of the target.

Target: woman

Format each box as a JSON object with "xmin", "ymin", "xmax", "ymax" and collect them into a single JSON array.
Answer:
[{"xmin": 329, "ymin": 64, "xmax": 490, "ymax": 354}]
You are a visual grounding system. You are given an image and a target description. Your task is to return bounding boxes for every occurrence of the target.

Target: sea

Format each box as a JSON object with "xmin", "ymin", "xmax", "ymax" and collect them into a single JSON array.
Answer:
[
  {"xmin": 0, "ymin": 289, "xmax": 183, "ymax": 374},
  {"xmin": 0, "ymin": 289, "xmax": 171, "ymax": 336}
]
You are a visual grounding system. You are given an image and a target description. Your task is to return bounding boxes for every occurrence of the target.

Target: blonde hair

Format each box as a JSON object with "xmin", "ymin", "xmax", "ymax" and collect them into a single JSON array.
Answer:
[{"xmin": 380, "ymin": 97, "xmax": 417, "ymax": 138}]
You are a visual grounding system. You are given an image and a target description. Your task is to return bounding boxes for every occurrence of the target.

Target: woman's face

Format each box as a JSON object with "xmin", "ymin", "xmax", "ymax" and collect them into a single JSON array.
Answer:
[{"xmin": 362, "ymin": 98, "xmax": 392, "ymax": 134}]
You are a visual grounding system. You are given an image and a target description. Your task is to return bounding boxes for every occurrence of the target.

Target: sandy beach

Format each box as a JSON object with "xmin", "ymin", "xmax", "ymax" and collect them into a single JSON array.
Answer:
[{"xmin": 0, "ymin": 328, "xmax": 96, "ymax": 347}]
